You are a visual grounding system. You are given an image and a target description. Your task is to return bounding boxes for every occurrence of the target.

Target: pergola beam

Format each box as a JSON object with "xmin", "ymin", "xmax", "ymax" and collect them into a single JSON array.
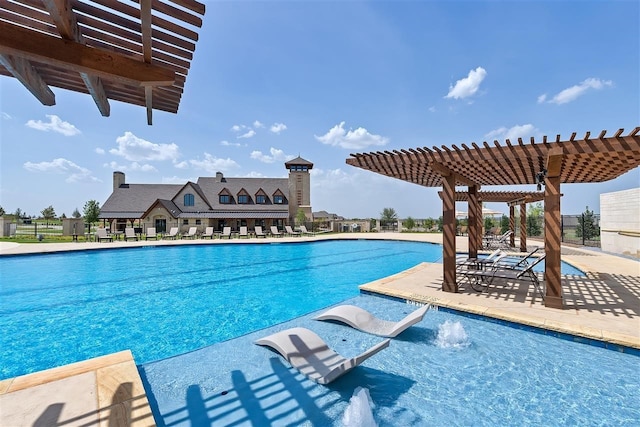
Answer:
[
  {"xmin": 42, "ymin": 0, "xmax": 110, "ymax": 116},
  {"xmin": 0, "ymin": 21, "xmax": 175, "ymax": 87},
  {"xmin": 0, "ymin": 54, "xmax": 55, "ymax": 105},
  {"xmin": 141, "ymin": 0, "xmax": 154, "ymax": 125}
]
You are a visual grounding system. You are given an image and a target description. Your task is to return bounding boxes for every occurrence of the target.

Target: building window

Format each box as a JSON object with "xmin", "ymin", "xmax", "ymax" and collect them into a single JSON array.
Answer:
[
  {"xmin": 256, "ymin": 195, "xmax": 266, "ymax": 204},
  {"xmin": 183, "ymin": 219, "xmax": 189, "ymax": 225},
  {"xmin": 291, "ymin": 165, "xmax": 308, "ymax": 172},
  {"xmin": 195, "ymin": 219, "xmax": 202, "ymax": 225},
  {"xmin": 274, "ymin": 195, "xmax": 284, "ymax": 204},
  {"xmin": 219, "ymin": 194, "xmax": 231, "ymax": 204},
  {"xmin": 184, "ymin": 193, "xmax": 195, "ymax": 206},
  {"xmin": 238, "ymin": 194, "xmax": 249, "ymax": 204}
]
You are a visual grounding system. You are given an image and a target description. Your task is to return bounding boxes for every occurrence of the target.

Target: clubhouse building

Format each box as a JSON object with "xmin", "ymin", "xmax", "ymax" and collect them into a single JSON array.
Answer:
[{"xmin": 99, "ymin": 157, "xmax": 313, "ymax": 234}]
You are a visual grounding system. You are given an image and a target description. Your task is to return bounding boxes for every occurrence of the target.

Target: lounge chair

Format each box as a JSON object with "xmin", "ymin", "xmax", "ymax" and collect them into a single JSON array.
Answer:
[
  {"xmin": 145, "ymin": 227, "xmax": 158, "ymax": 240},
  {"xmin": 255, "ymin": 327, "xmax": 390, "ymax": 385},
  {"xmin": 124, "ymin": 227, "xmax": 138, "ymax": 241},
  {"xmin": 254, "ymin": 226, "xmax": 267, "ymax": 238},
  {"xmin": 201, "ymin": 226, "xmax": 214, "ymax": 239},
  {"xmin": 484, "ymin": 230, "xmax": 513, "ymax": 249},
  {"xmin": 221, "ymin": 226, "xmax": 232, "ymax": 239},
  {"xmin": 456, "ymin": 249, "xmax": 505, "ymax": 271},
  {"xmin": 95, "ymin": 228, "xmax": 112, "ymax": 242},
  {"xmin": 497, "ymin": 247, "xmax": 541, "ymax": 270},
  {"xmin": 164, "ymin": 227, "xmax": 179, "ymax": 239},
  {"xmin": 285, "ymin": 225, "xmax": 301, "ymax": 237},
  {"xmin": 237, "ymin": 226, "xmax": 248, "ymax": 238},
  {"xmin": 463, "ymin": 254, "xmax": 546, "ymax": 300},
  {"xmin": 300, "ymin": 225, "xmax": 315, "ymax": 236},
  {"xmin": 182, "ymin": 227, "xmax": 198, "ymax": 239},
  {"xmin": 314, "ymin": 304, "xmax": 430, "ymax": 337},
  {"xmin": 270, "ymin": 226, "xmax": 283, "ymax": 237}
]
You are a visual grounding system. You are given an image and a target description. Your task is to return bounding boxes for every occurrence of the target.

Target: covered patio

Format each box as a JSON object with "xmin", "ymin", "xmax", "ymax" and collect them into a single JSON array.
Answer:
[{"xmin": 347, "ymin": 127, "xmax": 640, "ymax": 309}]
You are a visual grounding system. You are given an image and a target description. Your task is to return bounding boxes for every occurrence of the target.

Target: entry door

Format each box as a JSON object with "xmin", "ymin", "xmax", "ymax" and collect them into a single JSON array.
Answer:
[{"xmin": 155, "ymin": 219, "xmax": 167, "ymax": 233}]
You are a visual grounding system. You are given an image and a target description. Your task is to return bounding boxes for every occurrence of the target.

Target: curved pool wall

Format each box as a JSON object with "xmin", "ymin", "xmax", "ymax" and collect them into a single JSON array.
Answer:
[
  {"xmin": 0, "ymin": 239, "xmax": 585, "ymax": 379},
  {"xmin": 140, "ymin": 294, "xmax": 640, "ymax": 426}
]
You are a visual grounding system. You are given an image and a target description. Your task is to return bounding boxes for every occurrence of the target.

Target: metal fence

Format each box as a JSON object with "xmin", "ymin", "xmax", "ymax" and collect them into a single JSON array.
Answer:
[
  {"xmin": 11, "ymin": 222, "xmax": 94, "ymax": 238},
  {"xmin": 517, "ymin": 214, "xmax": 601, "ymax": 247}
]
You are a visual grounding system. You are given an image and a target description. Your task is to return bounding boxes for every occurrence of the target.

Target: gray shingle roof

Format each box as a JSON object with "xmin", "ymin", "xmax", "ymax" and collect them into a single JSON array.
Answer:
[
  {"xmin": 197, "ymin": 177, "xmax": 289, "ymax": 209},
  {"xmin": 285, "ymin": 156, "xmax": 313, "ymax": 167},
  {"xmin": 100, "ymin": 184, "xmax": 182, "ymax": 218}
]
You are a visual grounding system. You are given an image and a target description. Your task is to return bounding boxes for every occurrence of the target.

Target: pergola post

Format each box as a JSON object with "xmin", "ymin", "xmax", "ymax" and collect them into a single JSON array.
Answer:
[
  {"xmin": 509, "ymin": 205, "xmax": 516, "ymax": 248},
  {"xmin": 468, "ymin": 185, "xmax": 480, "ymax": 258},
  {"xmin": 544, "ymin": 148, "xmax": 564, "ymax": 308},
  {"xmin": 519, "ymin": 203, "xmax": 527, "ymax": 252},
  {"xmin": 442, "ymin": 173, "xmax": 457, "ymax": 292}
]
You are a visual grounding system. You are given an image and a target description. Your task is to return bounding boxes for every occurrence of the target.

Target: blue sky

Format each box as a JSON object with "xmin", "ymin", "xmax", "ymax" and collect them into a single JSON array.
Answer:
[{"xmin": 1, "ymin": 0, "xmax": 638, "ymax": 220}]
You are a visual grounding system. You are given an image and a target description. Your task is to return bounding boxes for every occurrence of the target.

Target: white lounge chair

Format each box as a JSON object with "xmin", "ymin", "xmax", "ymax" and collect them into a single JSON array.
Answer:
[
  {"xmin": 299, "ymin": 225, "xmax": 315, "ymax": 236},
  {"xmin": 124, "ymin": 227, "xmax": 138, "ymax": 241},
  {"xmin": 239, "ymin": 226, "xmax": 249, "ymax": 238},
  {"xmin": 182, "ymin": 226, "xmax": 198, "ymax": 239},
  {"xmin": 201, "ymin": 226, "xmax": 214, "ymax": 239},
  {"xmin": 145, "ymin": 227, "xmax": 158, "ymax": 240},
  {"xmin": 254, "ymin": 226, "xmax": 267, "ymax": 238},
  {"xmin": 270, "ymin": 226, "xmax": 283, "ymax": 237},
  {"xmin": 221, "ymin": 226, "xmax": 232, "ymax": 239},
  {"xmin": 285, "ymin": 225, "xmax": 301, "ymax": 237},
  {"xmin": 255, "ymin": 327, "xmax": 390, "ymax": 385},
  {"xmin": 314, "ymin": 304, "xmax": 430, "ymax": 337},
  {"xmin": 95, "ymin": 228, "xmax": 112, "ymax": 242},
  {"xmin": 164, "ymin": 227, "xmax": 179, "ymax": 239}
]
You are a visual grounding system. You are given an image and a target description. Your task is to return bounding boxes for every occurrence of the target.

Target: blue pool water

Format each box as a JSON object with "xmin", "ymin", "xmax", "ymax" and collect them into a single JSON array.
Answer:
[
  {"xmin": 140, "ymin": 294, "xmax": 640, "ymax": 426},
  {"xmin": 1, "ymin": 240, "xmax": 444, "ymax": 379},
  {"xmin": 0, "ymin": 240, "xmax": 583, "ymax": 380}
]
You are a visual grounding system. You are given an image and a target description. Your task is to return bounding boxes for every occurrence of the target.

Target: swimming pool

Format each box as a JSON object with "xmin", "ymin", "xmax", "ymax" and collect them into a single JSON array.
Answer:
[
  {"xmin": 0, "ymin": 240, "xmax": 584, "ymax": 379},
  {"xmin": 140, "ymin": 294, "xmax": 640, "ymax": 426}
]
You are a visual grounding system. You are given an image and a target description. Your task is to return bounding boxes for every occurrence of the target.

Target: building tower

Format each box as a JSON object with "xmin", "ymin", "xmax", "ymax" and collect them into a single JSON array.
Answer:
[{"xmin": 285, "ymin": 156, "xmax": 313, "ymax": 224}]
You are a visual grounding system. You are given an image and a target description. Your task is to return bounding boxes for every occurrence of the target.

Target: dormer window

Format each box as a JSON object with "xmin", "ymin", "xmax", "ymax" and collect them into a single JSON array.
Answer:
[
  {"xmin": 184, "ymin": 193, "xmax": 195, "ymax": 206},
  {"xmin": 256, "ymin": 195, "xmax": 267, "ymax": 204},
  {"xmin": 219, "ymin": 194, "xmax": 231, "ymax": 204},
  {"xmin": 274, "ymin": 195, "xmax": 284, "ymax": 204},
  {"xmin": 238, "ymin": 194, "xmax": 249, "ymax": 204}
]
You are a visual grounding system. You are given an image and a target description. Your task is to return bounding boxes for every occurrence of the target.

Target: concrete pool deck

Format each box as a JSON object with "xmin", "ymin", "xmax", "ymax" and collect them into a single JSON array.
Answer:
[{"xmin": 1, "ymin": 233, "xmax": 638, "ymax": 426}]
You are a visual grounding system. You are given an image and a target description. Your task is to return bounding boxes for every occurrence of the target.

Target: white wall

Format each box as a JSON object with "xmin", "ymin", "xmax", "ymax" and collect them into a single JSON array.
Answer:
[{"xmin": 600, "ymin": 188, "xmax": 640, "ymax": 258}]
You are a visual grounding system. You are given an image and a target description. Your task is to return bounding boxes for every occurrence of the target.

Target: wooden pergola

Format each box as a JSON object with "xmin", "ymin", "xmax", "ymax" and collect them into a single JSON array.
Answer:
[
  {"xmin": 347, "ymin": 128, "xmax": 640, "ymax": 309},
  {"xmin": 0, "ymin": 0, "xmax": 206, "ymax": 125},
  {"xmin": 439, "ymin": 190, "xmax": 546, "ymax": 251}
]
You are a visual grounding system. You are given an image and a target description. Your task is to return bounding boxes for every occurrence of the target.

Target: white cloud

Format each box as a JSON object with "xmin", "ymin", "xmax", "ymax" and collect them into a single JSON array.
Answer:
[
  {"xmin": 270, "ymin": 122, "xmax": 287, "ymax": 134},
  {"xmin": 315, "ymin": 121, "xmax": 389, "ymax": 150},
  {"xmin": 109, "ymin": 131, "xmax": 180, "ymax": 162},
  {"xmin": 189, "ymin": 153, "xmax": 240, "ymax": 173},
  {"xmin": 544, "ymin": 78, "xmax": 613, "ymax": 105},
  {"xmin": 174, "ymin": 161, "xmax": 189, "ymax": 169},
  {"xmin": 250, "ymin": 147, "xmax": 294, "ymax": 163},
  {"xmin": 162, "ymin": 176, "xmax": 195, "ymax": 184},
  {"xmin": 253, "ymin": 120, "xmax": 264, "ymax": 128},
  {"xmin": 244, "ymin": 171, "xmax": 268, "ymax": 178},
  {"xmin": 237, "ymin": 129, "xmax": 256, "ymax": 139},
  {"xmin": 25, "ymin": 114, "xmax": 81, "ymax": 136},
  {"xmin": 445, "ymin": 67, "xmax": 487, "ymax": 100},
  {"xmin": 95, "ymin": 147, "xmax": 105, "ymax": 155},
  {"xmin": 484, "ymin": 124, "xmax": 538, "ymax": 142},
  {"xmin": 537, "ymin": 94, "xmax": 547, "ymax": 104},
  {"xmin": 24, "ymin": 158, "xmax": 100, "ymax": 183},
  {"xmin": 1, "ymin": 112, "xmax": 11, "ymax": 120},
  {"xmin": 103, "ymin": 161, "xmax": 156, "ymax": 172},
  {"xmin": 221, "ymin": 140, "xmax": 243, "ymax": 147},
  {"xmin": 231, "ymin": 125, "xmax": 243, "ymax": 132},
  {"xmin": 428, "ymin": 106, "xmax": 436, "ymax": 113}
]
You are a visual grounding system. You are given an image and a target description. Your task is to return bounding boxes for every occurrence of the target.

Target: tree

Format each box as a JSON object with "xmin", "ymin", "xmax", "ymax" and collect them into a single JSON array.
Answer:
[
  {"xmin": 295, "ymin": 208, "xmax": 307, "ymax": 226},
  {"xmin": 500, "ymin": 215, "xmax": 510, "ymax": 233},
  {"xmin": 527, "ymin": 202, "xmax": 543, "ymax": 236},
  {"xmin": 437, "ymin": 216, "xmax": 443, "ymax": 232},
  {"xmin": 484, "ymin": 216, "xmax": 494, "ymax": 233},
  {"xmin": 41, "ymin": 205, "xmax": 56, "ymax": 226},
  {"xmin": 83, "ymin": 200, "xmax": 101, "ymax": 227},
  {"xmin": 576, "ymin": 206, "xmax": 600, "ymax": 241},
  {"xmin": 72, "ymin": 208, "xmax": 82, "ymax": 218},
  {"xmin": 380, "ymin": 207, "xmax": 398, "ymax": 230},
  {"xmin": 404, "ymin": 217, "xmax": 415, "ymax": 231},
  {"xmin": 0, "ymin": 206, "xmax": 4, "ymax": 216},
  {"xmin": 60, "ymin": 213, "xmax": 67, "ymax": 219},
  {"xmin": 14, "ymin": 208, "xmax": 22, "ymax": 219},
  {"xmin": 424, "ymin": 217, "xmax": 435, "ymax": 231}
]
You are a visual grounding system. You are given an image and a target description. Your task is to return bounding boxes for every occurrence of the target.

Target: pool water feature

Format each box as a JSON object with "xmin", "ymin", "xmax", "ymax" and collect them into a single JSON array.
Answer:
[
  {"xmin": 140, "ymin": 294, "xmax": 639, "ymax": 426},
  {"xmin": 0, "ymin": 240, "xmax": 584, "ymax": 379}
]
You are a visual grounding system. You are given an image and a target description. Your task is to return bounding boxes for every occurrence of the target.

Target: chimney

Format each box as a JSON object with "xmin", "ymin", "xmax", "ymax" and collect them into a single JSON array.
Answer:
[
  {"xmin": 215, "ymin": 172, "xmax": 224, "ymax": 182},
  {"xmin": 113, "ymin": 171, "xmax": 125, "ymax": 192}
]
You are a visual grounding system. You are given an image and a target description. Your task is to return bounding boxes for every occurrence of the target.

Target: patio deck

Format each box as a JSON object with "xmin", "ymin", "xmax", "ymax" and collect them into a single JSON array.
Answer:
[{"xmin": 0, "ymin": 233, "xmax": 638, "ymax": 426}]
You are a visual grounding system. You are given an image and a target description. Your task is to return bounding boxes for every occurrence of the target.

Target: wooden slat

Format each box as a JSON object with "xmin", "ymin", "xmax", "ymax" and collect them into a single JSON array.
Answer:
[{"xmin": 0, "ymin": 53, "xmax": 55, "ymax": 105}]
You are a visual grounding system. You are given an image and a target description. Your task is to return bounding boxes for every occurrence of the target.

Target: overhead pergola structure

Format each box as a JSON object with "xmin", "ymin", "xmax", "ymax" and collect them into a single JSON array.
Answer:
[
  {"xmin": 440, "ymin": 190, "xmax": 546, "ymax": 252},
  {"xmin": 347, "ymin": 127, "xmax": 640, "ymax": 309},
  {"xmin": 0, "ymin": 0, "xmax": 206, "ymax": 125}
]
